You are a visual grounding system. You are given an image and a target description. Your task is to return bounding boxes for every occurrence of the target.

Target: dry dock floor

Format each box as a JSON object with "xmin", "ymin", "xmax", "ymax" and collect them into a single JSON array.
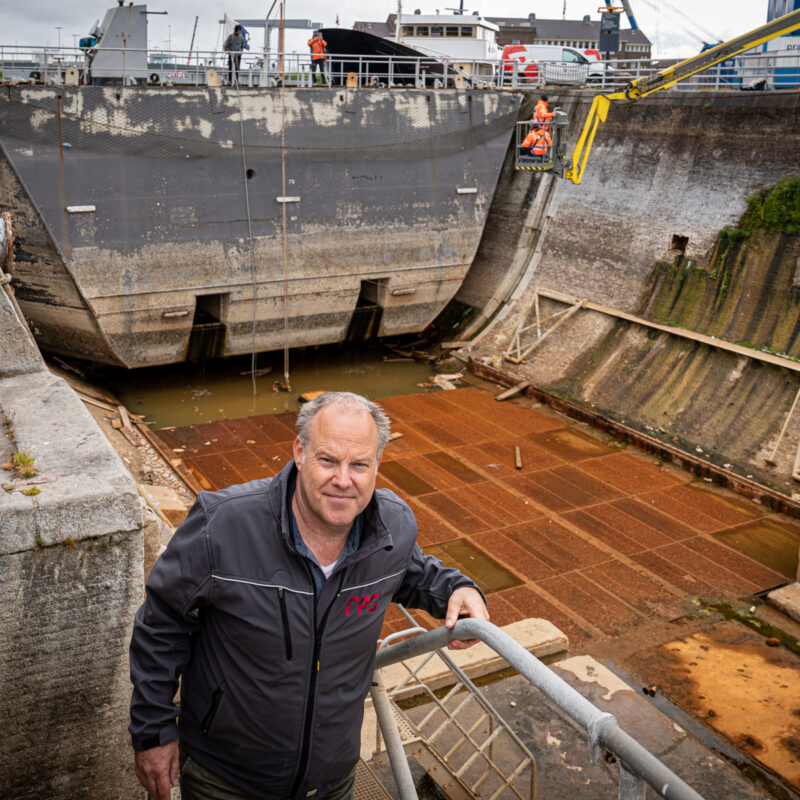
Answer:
[
  {"xmin": 153, "ymin": 385, "xmax": 800, "ymax": 794},
  {"xmin": 154, "ymin": 385, "xmax": 799, "ymax": 644}
]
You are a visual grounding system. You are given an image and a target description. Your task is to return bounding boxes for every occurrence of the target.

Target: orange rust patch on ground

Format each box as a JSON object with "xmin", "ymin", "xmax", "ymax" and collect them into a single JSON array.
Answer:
[
  {"xmin": 625, "ymin": 622, "xmax": 800, "ymax": 788},
  {"xmin": 154, "ymin": 387, "xmax": 795, "ymax": 642}
]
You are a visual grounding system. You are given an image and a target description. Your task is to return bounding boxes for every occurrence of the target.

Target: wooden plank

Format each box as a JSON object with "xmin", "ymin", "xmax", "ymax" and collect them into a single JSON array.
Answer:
[
  {"xmin": 495, "ymin": 381, "xmax": 530, "ymax": 402},
  {"xmin": 766, "ymin": 386, "xmax": 800, "ymax": 465},
  {"xmin": 299, "ymin": 390, "xmax": 325, "ymax": 403},
  {"xmin": 433, "ymin": 375, "xmax": 457, "ymax": 391},
  {"xmin": 440, "ymin": 341, "xmax": 469, "ymax": 350},
  {"xmin": 794, "ymin": 441, "xmax": 800, "ymax": 483},
  {"xmin": 537, "ymin": 287, "xmax": 800, "ymax": 374},
  {"xmin": 79, "ymin": 394, "xmax": 119, "ymax": 412},
  {"xmin": 514, "ymin": 445, "xmax": 522, "ymax": 470},
  {"xmin": 118, "ymin": 405, "xmax": 133, "ymax": 430},
  {"xmin": 120, "ymin": 426, "xmax": 139, "ymax": 447},
  {"xmin": 136, "ymin": 483, "xmax": 174, "ymax": 531}
]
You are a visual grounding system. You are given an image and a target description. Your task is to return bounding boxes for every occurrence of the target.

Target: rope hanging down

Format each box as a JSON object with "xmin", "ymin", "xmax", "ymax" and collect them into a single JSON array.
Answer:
[
  {"xmin": 235, "ymin": 81, "xmax": 259, "ymax": 397},
  {"xmin": 280, "ymin": 79, "xmax": 291, "ymax": 388}
]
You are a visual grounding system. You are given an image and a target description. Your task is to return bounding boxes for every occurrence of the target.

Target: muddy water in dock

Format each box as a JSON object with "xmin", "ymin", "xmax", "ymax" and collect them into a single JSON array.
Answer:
[{"xmin": 101, "ymin": 343, "xmax": 437, "ymax": 428}]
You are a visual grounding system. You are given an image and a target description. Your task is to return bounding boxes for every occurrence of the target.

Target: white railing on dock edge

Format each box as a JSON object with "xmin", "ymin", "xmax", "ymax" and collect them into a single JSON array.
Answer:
[{"xmin": 1, "ymin": 44, "xmax": 799, "ymax": 91}]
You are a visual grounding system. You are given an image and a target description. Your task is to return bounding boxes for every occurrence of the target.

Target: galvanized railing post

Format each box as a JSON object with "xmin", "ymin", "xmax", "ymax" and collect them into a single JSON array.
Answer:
[
  {"xmin": 370, "ymin": 669, "xmax": 418, "ymax": 800},
  {"xmin": 619, "ymin": 764, "xmax": 647, "ymax": 800}
]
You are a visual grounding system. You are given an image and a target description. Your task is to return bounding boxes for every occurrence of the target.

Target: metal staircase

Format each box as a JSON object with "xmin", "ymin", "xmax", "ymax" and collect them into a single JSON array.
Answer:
[
  {"xmin": 363, "ymin": 614, "xmax": 706, "ymax": 800},
  {"xmin": 367, "ymin": 609, "xmax": 535, "ymax": 800}
]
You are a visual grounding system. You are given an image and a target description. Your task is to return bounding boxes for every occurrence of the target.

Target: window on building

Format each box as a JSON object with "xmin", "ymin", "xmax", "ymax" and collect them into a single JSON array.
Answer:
[
  {"xmin": 416, "ymin": 25, "xmax": 429, "ymax": 36},
  {"xmin": 461, "ymin": 25, "xmax": 474, "ymax": 36},
  {"xmin": 431, "ymin": 25, "xmax": 443, "ymax": 36},
  {"xmin": 512, "ymin": 38, "xmax": 520, "ymax": 44},
  {"xmin": 445, "ymin": 25, "xmax": 458, "ymax": 36},
  {"xmin": 402, "ymin": 25, "xmax": 414, "ymax": 35}
]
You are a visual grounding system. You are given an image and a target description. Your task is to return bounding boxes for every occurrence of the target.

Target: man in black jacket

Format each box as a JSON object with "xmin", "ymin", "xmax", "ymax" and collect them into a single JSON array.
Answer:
[
  {"xmin": 130, "ymin": 391, "xmax": 488, "ymax": 800},
  {"xmin": 224, "ymin": 24, "xmax": 246, "ymax": 85}
]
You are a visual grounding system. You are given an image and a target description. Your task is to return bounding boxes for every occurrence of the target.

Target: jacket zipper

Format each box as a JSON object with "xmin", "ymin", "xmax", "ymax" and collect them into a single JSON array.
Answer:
[
  {"xmin": 200, "ymin": 686, "xmax": 224, "ymax": 734},
  {"xmin": 278, "ymin": 587, "xmax": 293, "ymax": 660},
  {"xmin": 288, "ymin": 566, "xmax": 343, "ymax": 799}
]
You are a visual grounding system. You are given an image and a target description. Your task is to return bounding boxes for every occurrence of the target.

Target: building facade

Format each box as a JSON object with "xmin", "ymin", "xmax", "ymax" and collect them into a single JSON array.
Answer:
[{"xmin": 487, "ymin": 14, "xmax": 651, "ymax": 60}]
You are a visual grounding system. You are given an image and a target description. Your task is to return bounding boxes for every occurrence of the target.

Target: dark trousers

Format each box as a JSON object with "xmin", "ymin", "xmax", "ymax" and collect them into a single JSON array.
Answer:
[
  {"xmin": 227, "ymin": 53, "xmax": 242, "ymax": 85},
  {"xmin": 180, "ymin": 750, "xmax": 356, "ymax": 800},
  {"xmin": 311, "ymin": 59, "xmax": 328, "ymax": 86}
]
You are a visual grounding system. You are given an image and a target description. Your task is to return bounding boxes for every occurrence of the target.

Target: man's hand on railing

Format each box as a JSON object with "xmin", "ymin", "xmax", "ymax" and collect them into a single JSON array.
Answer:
[{"xmin": 444, "ymin": 586, "xmax": 489, "ymax": 650}]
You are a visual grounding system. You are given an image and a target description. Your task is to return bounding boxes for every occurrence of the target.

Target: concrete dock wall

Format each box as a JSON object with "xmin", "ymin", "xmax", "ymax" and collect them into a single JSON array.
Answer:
[
  {"xmin": 0, "ymin": 282, "xmax": 143, "ymax": 799},
  {"xmin": 469, "ymin": 90, "xmax": 800, "ymax": 485}
]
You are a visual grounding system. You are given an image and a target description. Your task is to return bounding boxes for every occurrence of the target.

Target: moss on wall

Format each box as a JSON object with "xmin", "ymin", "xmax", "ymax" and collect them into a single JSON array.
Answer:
[{"xmin": 639, "ymin": 179, "xmax": 800, "ymax": 360}]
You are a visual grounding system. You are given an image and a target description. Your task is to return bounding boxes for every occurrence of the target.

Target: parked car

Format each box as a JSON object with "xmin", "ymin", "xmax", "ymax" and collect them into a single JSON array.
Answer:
[{"xmin": 500, "ymin": 44, "xmax": 614, "ymax": 85}]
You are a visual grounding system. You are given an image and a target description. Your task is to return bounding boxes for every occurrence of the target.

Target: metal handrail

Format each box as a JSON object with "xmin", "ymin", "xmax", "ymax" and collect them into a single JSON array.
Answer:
[
  {"xmin": 375, "ymin": 618, "xmax": 705, "ymax": 800},
  {"xmin": 1, "ymin": 44, "xmax": 798, "ymax": 92},
  {"xmin": 375, "ymin": 614, "xmax": 537, "ymax": 800}
]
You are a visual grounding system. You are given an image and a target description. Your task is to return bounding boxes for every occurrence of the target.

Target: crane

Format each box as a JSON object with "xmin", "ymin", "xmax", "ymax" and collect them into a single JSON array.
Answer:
[
  {"xmin": 562, "ymin": 8, "xmax": 800, "ymax": 184},
  {"xmin": 618, "ymin": 0, "xmax": 638, "ymax": 31}
]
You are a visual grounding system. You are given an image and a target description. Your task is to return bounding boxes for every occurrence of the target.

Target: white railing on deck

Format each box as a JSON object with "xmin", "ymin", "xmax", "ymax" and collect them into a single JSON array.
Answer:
[{"xmin": 0, "ymin": 44, "xmax": 798, "ymax": 91}]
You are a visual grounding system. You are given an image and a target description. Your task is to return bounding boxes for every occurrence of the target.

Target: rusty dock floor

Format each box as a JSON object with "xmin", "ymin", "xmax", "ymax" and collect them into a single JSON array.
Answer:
[{"xmin": 152, "ymin": 386, "xmax": 800, "ymax": 648}]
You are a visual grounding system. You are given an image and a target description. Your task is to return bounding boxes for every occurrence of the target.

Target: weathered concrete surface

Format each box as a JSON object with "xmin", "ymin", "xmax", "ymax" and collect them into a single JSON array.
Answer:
[
  {"xmin": 0, "ymin": 286, "xmax": 144, "ymax": 798},
  {"xmin": 477, "ymin": 655, "xmax": 770, "ymax": 798},
  {"xmin": 624, "ymin": 622, "xmax": 800, "ymax": 791},
  {"xmin": 0, "ymin": 372, "xmax": 142, "ymax": 553},
  {"xmin": 768, "ymin": 581, "xmax": 800, "ymax": 623},
  {"xmin": 469, "ymin": 90, "xmax": 800, "ymax": 486},
  {"xmin": 0, "ymin": 276, "xmax": 44, "ymax": 375}
]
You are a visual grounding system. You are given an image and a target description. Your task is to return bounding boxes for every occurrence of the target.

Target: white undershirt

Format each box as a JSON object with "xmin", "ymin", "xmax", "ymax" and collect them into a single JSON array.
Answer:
[{"xmin": 319, "ymin": 559, "xmax": 339, "ymax": 579}]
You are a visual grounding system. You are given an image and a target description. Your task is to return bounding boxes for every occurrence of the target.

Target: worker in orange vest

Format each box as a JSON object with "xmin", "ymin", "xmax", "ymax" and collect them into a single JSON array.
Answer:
[
  {"xmin": 308, "ymin": 31, "xmax": 329, "ymax": 86},
  {"xmin": 521, "ymin": 125, "xmax": 552, "ymax": 160},
  {"xmin": 532, "ymin": 94, "xmax": 554, "ymax": 129}
]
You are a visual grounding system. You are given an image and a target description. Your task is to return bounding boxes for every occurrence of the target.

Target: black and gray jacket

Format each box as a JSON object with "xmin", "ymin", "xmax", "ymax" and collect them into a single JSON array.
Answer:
[
  {"xmin": 224, "ymin": 32, "xmax": 246, "ymax": 52},
  {"xmin": 129, "ymin": 461, "xmax": 479, "ymax": 800}
]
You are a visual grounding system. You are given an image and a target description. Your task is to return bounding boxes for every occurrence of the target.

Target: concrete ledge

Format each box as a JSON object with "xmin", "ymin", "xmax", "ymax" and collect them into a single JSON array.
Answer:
[
  {"xmin": 767, "ymin": 582, "xmax": 800, "ymax": 624},
  {"xmin": 0, "ymin": 371, "xmax": 142, "ymax": 553},
  {"xmin": 0, "ymin": 280, "xmax": 44, "ymax": 376},
  {"xmin": 380, "ymin": 617, "xmax": 567, "ymax": 697}
]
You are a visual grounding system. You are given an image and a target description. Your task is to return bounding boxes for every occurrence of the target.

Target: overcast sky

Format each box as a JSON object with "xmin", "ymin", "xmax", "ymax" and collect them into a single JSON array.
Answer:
[{"xmin": 3, "ymin": 1, "xmax": 770, "ymax": 58}]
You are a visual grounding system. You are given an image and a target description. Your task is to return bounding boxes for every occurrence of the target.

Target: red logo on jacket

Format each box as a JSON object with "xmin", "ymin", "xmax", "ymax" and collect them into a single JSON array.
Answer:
[{"xmin": 345, "ymin": 594, "xmax": 379, "ymax": 616}]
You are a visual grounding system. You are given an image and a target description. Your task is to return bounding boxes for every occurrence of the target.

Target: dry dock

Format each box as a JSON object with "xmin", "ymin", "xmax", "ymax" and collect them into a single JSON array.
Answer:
[{"xmin": 153, "ymin": 386, "xmax": 799, "ymax": 647}]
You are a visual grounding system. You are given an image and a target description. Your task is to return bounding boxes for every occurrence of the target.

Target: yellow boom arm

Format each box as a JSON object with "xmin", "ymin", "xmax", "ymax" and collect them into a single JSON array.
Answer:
[{"xmin": 564, "ymin": 8, "xmax": 800, "ymax": 184}]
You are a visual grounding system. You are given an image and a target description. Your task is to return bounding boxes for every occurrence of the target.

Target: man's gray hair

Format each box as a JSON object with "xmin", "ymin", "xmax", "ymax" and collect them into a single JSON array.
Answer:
[{"xmin": 295, "ymin": 391, "xmax": 391, "ymax": 457}]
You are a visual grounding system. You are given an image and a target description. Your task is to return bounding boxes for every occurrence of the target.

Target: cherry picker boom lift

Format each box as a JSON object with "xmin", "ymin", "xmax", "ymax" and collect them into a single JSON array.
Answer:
[{"xmin": 514, "ymin": 8, "xmax": 800, "ymax": 183}]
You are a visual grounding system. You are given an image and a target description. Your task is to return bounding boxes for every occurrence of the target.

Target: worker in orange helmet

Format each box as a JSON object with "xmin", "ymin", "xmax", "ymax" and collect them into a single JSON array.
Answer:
[
  {"xmin": 521, "ymin": 125, "xmax": 552, "ymax": 160},
  {"xmin": 308, "ymin": 30, "xmax": 329, "ymax": 86},
  {"xmin": 533, "ymin": 94, "xmax": 554, "ymax": 129}
]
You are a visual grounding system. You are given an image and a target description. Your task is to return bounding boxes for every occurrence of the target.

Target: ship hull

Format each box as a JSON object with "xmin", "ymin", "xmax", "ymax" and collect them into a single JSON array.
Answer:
[{"xmin": 0, "ymin": 85, "xmax": 519, "ymax": 367}]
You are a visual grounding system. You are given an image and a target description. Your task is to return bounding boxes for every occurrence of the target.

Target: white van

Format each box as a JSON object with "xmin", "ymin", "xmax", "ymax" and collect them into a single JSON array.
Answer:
[{"xmin": 500, "ymin": 44, "xmax": 612, "ymax": 85}]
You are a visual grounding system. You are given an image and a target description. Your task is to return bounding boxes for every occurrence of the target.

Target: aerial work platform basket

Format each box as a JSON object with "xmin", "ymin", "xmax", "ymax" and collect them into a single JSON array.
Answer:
[{"xmin": 514, "ymin": 109, "xmax": 569, "ymax": 177}]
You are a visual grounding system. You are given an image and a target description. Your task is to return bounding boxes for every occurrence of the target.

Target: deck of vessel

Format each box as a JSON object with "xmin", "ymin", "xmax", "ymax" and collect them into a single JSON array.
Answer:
[{"xmin": 153, "ymin": 386, "xmax": 799, "ymax": 646}]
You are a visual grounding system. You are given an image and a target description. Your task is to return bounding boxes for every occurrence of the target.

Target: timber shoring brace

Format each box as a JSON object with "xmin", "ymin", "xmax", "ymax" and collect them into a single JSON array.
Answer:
[{"xmin": 467, "ymin": 357, "xmax": 800, "ymax": 521}]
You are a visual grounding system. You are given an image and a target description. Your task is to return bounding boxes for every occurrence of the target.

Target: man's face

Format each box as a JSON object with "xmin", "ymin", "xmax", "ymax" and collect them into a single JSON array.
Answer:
[{"xmin": 293, "ymin": 405, "xmax": 380, "ymax": 535}]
